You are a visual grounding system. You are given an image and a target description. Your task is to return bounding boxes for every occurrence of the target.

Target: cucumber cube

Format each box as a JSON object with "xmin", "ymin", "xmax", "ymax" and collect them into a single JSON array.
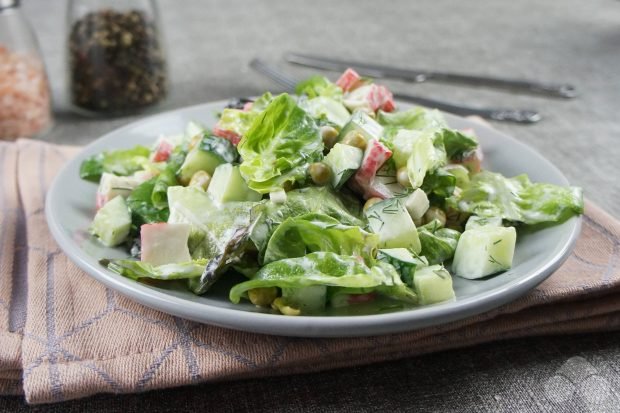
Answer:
[
  {"xmin": 269, "ymin": 188, "xmax": 287, "ymax": 204},
  {"xmin": 96, "ymin": 172, "xmax": 140, "ymax": 207},
  {"xmin": 404, "ymin": 188, "xmax": 429, "ymax": 221},
  {"xmin": 178, "ymin": 135, "xmax": 237, "ymax": 184},
  {"xmin": 282, "ymin": 286, "xmax": 327, "ymax": 313},
  {"xmin": 452, "ymin": 226, "xmax": 517, "ymax": 279},
  {"xmin": 338, "ymin": 110, "xmax": 384, "ymax": 143},
  {"xmin": 207, "ymin": 163, "xmax": 262, "ymax": 203},
  {"xmin": 413, "ymin": 265, "xmax": 455, "ymax": 305},
  {"xmin": 323, "ymin": 143, "xmax": 363, "ymax": 189},
  {"xmin": 377, "ymin": 248, "xmax": 423, "ymax": 287},
  {"xmin": 465, "ymin": 215, "xmax": 503, "ymax": 231},
  {"xmin": 89, "ymin": 196, "xmax": 131, "ymax": 247},
  {"xmin": 365, "ymin": 198, "xmax": 421, "ymax": 253},
  {"xmin": 391, "ymin": 129, "xmax": 422, "ymax": 169}
]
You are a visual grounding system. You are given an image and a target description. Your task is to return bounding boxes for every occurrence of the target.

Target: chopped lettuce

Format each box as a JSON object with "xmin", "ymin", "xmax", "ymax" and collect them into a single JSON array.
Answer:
[
  {"xmin": 106, "ymin": 259, "xmax": 207, "ymax": 280},
  {"xmin": 295, "ymin": 76, "xmax": 343, "ymax": 100},
  {"xmin": 126, "ymin": 178, "xmax": 170, "ymax": 228},
  {"xmin": 441, "ymin": 129, "xmax": 478, "ymax": 160},
  {"xmin": 217, "ymin": 92, "xmax": 273, "ymax": 137},
  {"xmin": 421, "ymin": 167, "xmax": 457, "ymax": 199},
  {"xmin": 151, "ymin": 148, "xmax": 187, "ymax": 209},
  {"xmin": 250, "ymin": 187, "xmax": 364, "ymax": 261},
  {"xmin": 263, "ymin": 213, "xmax": 379, "ymax": 264},
  {"xmin": 188, "ymin": 224, "xmax": 257, "ymax": 294},
  {"xmin": 378, "ymin": 107, "xmax": 447, "ymax": 141},
  {"xmin": 229, "ymin": 252, "xmax": 416, "ymax": 305},
  {"xmin": 418, "ymin": 220, "xmax": 461, "ymax": 265},
  {"xmin": 167, "ymin": 186, "xmax": 261, "ymax": 259},
  {"xmin": 238, "ymin": 94, "xmax": 323, "ymax": 193},
  {"xmin": 406, "ymin": 130, "xmax": 447, "ymax": 189},
  {"xmin": 80, "ymin": 145, "xmax": 151, "ymax": 182},
  {"xmin": 299, "ymin": 96, "xmax": 351, "ymax": 128},
  {"xmin": 450, "ymin": 170, "xmax": 584, "ymax": 225}
]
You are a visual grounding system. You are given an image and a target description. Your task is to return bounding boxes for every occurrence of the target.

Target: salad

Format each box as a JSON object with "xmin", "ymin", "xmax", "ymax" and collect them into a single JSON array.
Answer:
[{"xmin": 81, "ymin": 68, "xmax": 584, "ymax": 316}]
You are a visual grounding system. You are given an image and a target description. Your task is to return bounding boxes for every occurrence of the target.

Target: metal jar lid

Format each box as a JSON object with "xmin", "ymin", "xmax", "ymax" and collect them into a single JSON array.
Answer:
[{"xmin": 0, "ymin": 0, "xmax": 19, "ymax": 11}]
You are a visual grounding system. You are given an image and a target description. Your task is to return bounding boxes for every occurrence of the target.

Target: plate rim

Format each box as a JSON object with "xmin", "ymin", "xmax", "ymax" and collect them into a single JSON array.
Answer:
[{"xmin": 45, "ymin": 99, "xmax": 582, "ymax": 337}]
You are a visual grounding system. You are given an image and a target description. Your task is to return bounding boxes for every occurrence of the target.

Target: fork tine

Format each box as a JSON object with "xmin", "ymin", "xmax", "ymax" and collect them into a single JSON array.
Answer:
[{"xmin": 249, "ymin": 59, "xmax": 298, "ymax": 91}]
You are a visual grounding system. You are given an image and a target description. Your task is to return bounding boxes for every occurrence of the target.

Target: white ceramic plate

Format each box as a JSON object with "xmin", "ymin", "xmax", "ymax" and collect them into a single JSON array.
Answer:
[{"xmin": 46, "ymin": 100, "xmax": 581, "ymax": 337}]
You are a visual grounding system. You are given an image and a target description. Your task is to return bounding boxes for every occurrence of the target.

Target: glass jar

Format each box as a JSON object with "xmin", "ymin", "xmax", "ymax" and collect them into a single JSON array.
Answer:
[
  {"xmin": 66, "ymin": 0, "xmax": 168, "ymax": 116},
  {"xmin": 0, "ymin": 0, "xmax": 53, "ymax": 140}
]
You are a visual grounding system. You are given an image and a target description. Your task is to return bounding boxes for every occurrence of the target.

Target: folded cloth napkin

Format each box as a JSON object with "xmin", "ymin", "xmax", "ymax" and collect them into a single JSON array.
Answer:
[{"xmin": 0, "ymin": 139, "xmax": 619, "ymax": 404}]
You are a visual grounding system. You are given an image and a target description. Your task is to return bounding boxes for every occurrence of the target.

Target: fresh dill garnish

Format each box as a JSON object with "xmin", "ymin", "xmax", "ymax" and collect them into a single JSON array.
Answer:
[
  {"xmin": 380, "ymin": 199, "xmax": 400, "ymax": 215},
  {"xmin": 366, "ymin": 211, "xmax": 385, "ymax": 231},
  {"xmin": 381, "ymin": 205, "xmax": 399, "ymax": 215},
  {"xmin": 488, "ymin": 255, "xmax": 501, "ymax": 265}
]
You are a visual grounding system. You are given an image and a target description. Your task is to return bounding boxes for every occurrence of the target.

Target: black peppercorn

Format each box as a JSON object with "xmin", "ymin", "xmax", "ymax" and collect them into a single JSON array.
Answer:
[{"xmin": 68, "ymin": 9, "xmax": 167, "ymax": 114}]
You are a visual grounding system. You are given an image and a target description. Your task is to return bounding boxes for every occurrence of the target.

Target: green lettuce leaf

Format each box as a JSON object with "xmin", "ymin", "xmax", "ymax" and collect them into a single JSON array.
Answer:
[
  {"xmin": 79, "ymin": 145, "xmax": 150, "ymax": 183},
  {"xmin": 151, "ymin": 148, "xmax": 187, "ymax": 210},
  {"xmin": 421, "ymin": 167, "xmax": 457, "ymax": 199},
  {"xmin": 166, "ymin": 186, "xmax": 262, "ymax": 259},
  {"xmin": 418, "ymin": 220, "xmax": 461, "ymax": 265},
  {"xmin": 295, "ymin": 76, "xmax": 343, "ymax": 100},
  {"xmin": 217, "ymin": 92, "xmax": 273, "ymax": 137},
  {"xmin": 188, "ymin": 224, "xmax": 258, "ymax": 294},
  {"xmin": 299, "ymin": 96, "xmax": 351, "ymax": 128},
  {"xmin": 229, "ymin": 252, "xmax": 416, "ymax": 304},
  {"xmin": 450, "ymin": 171, "xmax": 584, "ymax": 225},
  {"xmin": 106, "ymin": 259, "xmax": 207, "ymax": 280},
  {"xmin": 250, "ymin": 187, "xmax": 364, "ymax": 261},
  {"xmin": 238, "ymin": 94, "xmax": 323, "ymax": 193},
  {"xmin": 126, "ymin": 178, "xmax": 170, "ymax": 229},
  {"xmin": 377, "ymin": 107, "xmax": 447, "ymax": 141},
  {"xmin": 406, "ymin": 130, "xmax": 448, "ymax": 189},
  {"xmin": 441, "ymin": 129, "xmax": 478, "ymax": 160},
  {"xmin": 263, "ymin": 213, "xmax": 379, "ymax": 264}
]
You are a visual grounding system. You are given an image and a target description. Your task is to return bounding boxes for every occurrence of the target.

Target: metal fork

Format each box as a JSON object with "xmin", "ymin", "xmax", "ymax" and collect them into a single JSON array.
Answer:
[{"xmin": 249, "ymin": 58, "xmax": 542, "ymax": 124}]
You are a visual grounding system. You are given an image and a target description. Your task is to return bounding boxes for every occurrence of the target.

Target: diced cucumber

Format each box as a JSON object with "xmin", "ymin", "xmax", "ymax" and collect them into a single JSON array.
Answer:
[
  {"xmin": 281, "ymin": 285, "xmax": 327, "ymax": 313},
  {"xmin": 404, "ymin": 188, "xmax": 429, "ymax": 221},
  {"xmin": 377, "ymin": 248, "xmax": 425, "ymax": 287},
  {"xmin": 89, "ymin": 196, "xmax": 131, "ymax": 247},
  {"xmin": 413, "ymin": 265, "xmax": 455, "ymax": 305},
  {"xmin": 97, "ymin": 172, "xmax": 140, "ymax": 207},
  {"xmin": 465, "ymin": 215, "xmax": 503, "ymax": 231},
  {"xmin": 323, "ymin": 143, "xmax": 363, "ymax": 189},
  {"xmin": 338, "ymin": 110, "xmax": 384, "ymax": 143},
  {"xmin": 141, "ymin": 223, "xmax": 192, "ymax": 266},
  {"xmin": 207, "ymin": 163, "xmax": 262, "ymax": 203},
  {"xmin": 365, "ymin": 198, "xmax": 421, "ymax": 253},
  {"xmin": 178, "ymin": 135, "xmax": 237, "ymax": 184},
  {"xmin": 452, "ymin": 226, "xmax": 516, "ymax": 279},
  {"xmin": 391, "ymin": 129, "xmax": 422, "ymax": 169},
  {"xmin": 269, "ymin": 188, "xmax": 287, "ymax": 204},
  {"xmin": 444, "ymin": 164, "xmax": 470, "ymax": 188},
  {"xmin": 342, "ymin": 84, "xmax": 374, "ymax": 113}
]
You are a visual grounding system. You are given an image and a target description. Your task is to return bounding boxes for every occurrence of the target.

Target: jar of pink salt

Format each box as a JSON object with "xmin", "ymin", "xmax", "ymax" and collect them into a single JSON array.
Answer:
[{"xmin": 0, "ymin": 0, "xmax": 52, "ymax": 140}]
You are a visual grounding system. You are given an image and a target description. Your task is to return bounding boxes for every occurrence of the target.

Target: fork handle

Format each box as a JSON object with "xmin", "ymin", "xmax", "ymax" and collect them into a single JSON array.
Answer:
[{"xmin": 393, "ymin": 93, "xmax": 542, "ymax": 124}]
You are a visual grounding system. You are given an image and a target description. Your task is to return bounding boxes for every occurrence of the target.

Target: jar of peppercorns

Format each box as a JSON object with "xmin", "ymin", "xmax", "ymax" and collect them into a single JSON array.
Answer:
[
  {"xmin": 0, "ymin": 0, "xmax": 53, "ymax": 140},
  {"xmin": 66, "ymin": 0, "xmax": 168, "ymax": 116}
]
